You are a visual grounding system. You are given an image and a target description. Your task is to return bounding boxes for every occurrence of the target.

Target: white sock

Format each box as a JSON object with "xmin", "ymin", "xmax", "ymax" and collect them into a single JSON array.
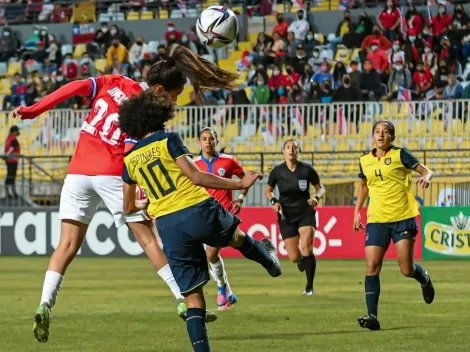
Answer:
[
  {"xmin": 157, "ymin": 264, "xmax": 183, "ymax": 300},
  {"xmin": 209, "ymin": 258, "xmax": 227, "ymax": 288},
  {"xmin": 40, "ymin": 271, "xmax": 64, "ymax": 309}
]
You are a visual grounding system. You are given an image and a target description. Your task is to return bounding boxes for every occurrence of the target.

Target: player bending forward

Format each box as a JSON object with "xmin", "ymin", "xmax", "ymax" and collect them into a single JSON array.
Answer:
[
  {"xmin": 120, "ymin": 90, "xmax": 281, "ymax": 352},
  {"xmin": 12, "ymin": 45, "xmax": 239, "ymax": 343}
]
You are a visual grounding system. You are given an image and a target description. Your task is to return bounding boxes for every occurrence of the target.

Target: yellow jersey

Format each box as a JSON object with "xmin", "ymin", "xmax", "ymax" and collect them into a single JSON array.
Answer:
[
  {"xmin": 122, "ymin": 131, "xmax": 210, "ymax": 219},
  {"xmin": 359, "ymin": 146, "xmax": 420, "ymax": 223}
]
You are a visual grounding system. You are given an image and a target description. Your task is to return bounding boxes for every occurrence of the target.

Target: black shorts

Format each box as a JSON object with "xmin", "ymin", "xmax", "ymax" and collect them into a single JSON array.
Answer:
[
  {"xmin": 157, "ymin": 198, "xmax": 240, "ymax": 295},
  {"xmin": 278, "ymin": 207, "xmax": 316, "ymax": 240},
  {"xmin": 365, "ymin": 217, "xmax": 418, "ymax": 249}
]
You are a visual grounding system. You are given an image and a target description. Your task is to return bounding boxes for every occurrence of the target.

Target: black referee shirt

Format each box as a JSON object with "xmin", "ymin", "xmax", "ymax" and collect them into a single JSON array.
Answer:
[{"xmin": 267, "ymin": 161, "xmax": 320, "ymax": 220}]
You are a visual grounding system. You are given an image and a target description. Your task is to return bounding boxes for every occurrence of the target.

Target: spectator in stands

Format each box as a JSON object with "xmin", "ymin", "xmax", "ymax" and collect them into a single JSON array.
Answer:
[
  {"xmin": 181, "ymin": 33, "xmax": 198, "ymax": 53},
  {"xmin": 285, "ymin": 32, "xmax": 298, "ymax": 63},
  {"xmin": 266, "ymin": 31, "xmax": 284, "ymax": 66},
  {"xmin": 284, "ymin": 65, "xmax": 300, "ymax": 87},
  {"xmin": 360, "ymin": 59, "xmax": 383, "ymax": 101},
  {"xmin": 47, "ymin": 40, "xmax": 61, "ymax": 66},
  {"xmin": 129, "ymin": 35, "xmax": 149, "ymax": 69},
  {"xmin": 333, "ymin": 61, "xmax": 347, "ymax": 88},
  {"xmin": 434, "ymin": 60, "xmax": 451, "ymax": 94},
  {"xmin": 404, "ymin": 29, "xmax": 424, "ymax": 71},
  {"xmin": 332, "ymin": 74, "xmax": 362, "ymax": 132},
  {"xmin": 329, "ymin": 10, "xmax": 355, "ymax": 52},
  {"xmin": 268, "ymin": 65, "xmax": 284, "ymax": 92},
  {"xmin": 33, "ymin": 40, "xmax": 48, "ymax": 67},
  {"xmin": 438, "ymin": 36, "xmax": 454, "ymax": 66},
  {"xmin": 443, "ymin": 72, "xmax": 463, "ymax": 99},
  {"xmin": 291, "ymin": 44, "xmax": 308, "ymax": 76},
  {"xmin": 110, "ymin": 24, "xmax": 129, "ymax": 48},
  {"xmin": 2, "ymin": 0, "xmax": 25, "ymax": 25},
  {"xmin": 344, "ymin": 11, "xmax": 373, "ymax": 49},
  {"xmin": 367, "ymin": 40, "xmax": 389, "ymax": 75},
  {"xmin": 38, "ymin": 0, "xmax": 54, "ymax": 23},
  {"xmin": 95, "ymin": 22, "xmax": 112, "ymax": 55},
  {"xmin": 79, "ymin": 52, "xmax": 95, "ymax": 78},
  {"xmin": 313, "ymin": 62, "xmax": 333, "ymax": 85},
  {"xmin": 41, "ymin": 73, "xmax": 54, "ymax": 94},
  {"xmin": 252, "ymin": 74, "xmax": 271, "ymax": 104},
  {"xmin": 2, "ymin": 73, "xmax": 24, "ymax": 111},
  {"xmin": 463, "ymin": 57, "xmax": 470, "ymax": 80},
  {"xmin": 287, "ymin": 82, "xmax": 303, "ymax": 104},
  {"xmin": 273, "ymin": 13, "xmax": 289, "ymax": 39},
  {"xmin": 165, "ymin": 21, "xmax": 181, "ymax": 43},
  {"xmin": 413, "ymin": 61, "xmax": 433, "ymax": 99},
  {"xmin": 304, "ymin": 30, "xmax": 319, "ymax": 58},
  {"xmin": 389, "ymin": 40, "xmax": 405, "ymax": 64},
  {"xmin": 361, "ymin": 25, "xmax": 391, "ymax": 51},
  {"xmin": 24, "ymin": 73, "xmax": 38, "ymax": 106},
  {"xmin": 452, "ymin": 4, "xmax": 468, "ymax": 29},
  {"xmin": 39, "ymin": 26, "xmax": 52, "ymax": 49},
  {"xmin": 253, "ymin": 32, "xmax": 273, "ymax": 66},
  {"xmin": 405, "ymin": 6, "xmax": 424, "ymax": 36},
  {"xmin": 26, "ymin": 26, "xmax": 41, "ymax": 46},
  {"xmin": 257, "ymin": 0, "xmax": 272, "ymax": 17},
  {"xmin": 288, "ymin": 10, "xmax": 309, "ymax": 41},
  {"xmin": 308, "ymin": 47, "xmax": 323, "ymax": 73},
  {"xmin": 301, "ymin": 64, "xmax": 314, "ymax": 92},
  {"xmin": 43, "ymin": 57, "xmax": 58, "ymax": 74},
  {"xmin": 0, "ymin": 27, "xmax": 18, "ymax": 62},
  {"xmin": 106, "ymin": 39, "xmax": 129, "ymax": 73},
  {"xmin": 201, "ymin": 89, "xmax": 219, "ymax": 105},
  {"xmin": 349, "ymin": 60, "xmax": 361, "ymax": 89},
  {"xmin": 318, "ymin": 79, "xmax": 333, "ymax": 103},
  {"xmin": 432, "ymin": 4, "xmax": 452, "ymax": 37},
  {"xmin": 4, "ymin": 125, "xmax": 20, "ymax": 199},
  {"xmin": 60, "ymin": 53, "xmax": 78, "ymax": 80},
  {"xmin": 377, "ymin": 0, "xmax": 401, "ymax": 41},
  {"xmin": 422, "ymin": 42, "xmax": 436, "ymax": 74},
  {"xmin": 155, "ymin": 44, "xmax": 168, "ymax": 61},
  {"xmin": 248, "ymin": 65, "xmax": 269, "ymax": 87},
  {"xmin": 387, "ymin": 59, "xmax": 412, "ymax": 99}
]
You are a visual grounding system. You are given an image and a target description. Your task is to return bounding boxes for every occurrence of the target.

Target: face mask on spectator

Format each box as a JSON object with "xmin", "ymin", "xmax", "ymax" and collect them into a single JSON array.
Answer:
[
  {"xmin": 313, "ymin": 51, "xmax": 320, "ymax": 58},
  {"xmin": 204, "ymin": 91, "xmax": 212, "ymax": 98},
  {"xmin": 57, "ymin": 76, "xmax": 63, "ymax": 82},
  {"xmin": 395, "ymin": 65, "xmax": 403, "ymax": 71},
  {"xmin": 34, "ymin": 30, "xmax": 39, "ymax": 36},
  {"xmin": 298, "ymin": 14, "xmax": 304, "ymax": 20},
  {"xmin": 324, "ymin": 82, "xmax": 330, "ymax": 89},
  {"xmin": 182, "ymin": 37, "xmax": 188, "ymax": 43},
  {"xmin": 41, "ymin": 30, "xmax": 47, "ymax": 36},
  {"xmin": 393, "ymin": 44, "xmax": 400, "ymax": 51},
  {"xmin": 297, "ymin": 53, "xmax": 305, "ymax": 59},
  {"xmin": 417, "ymin": 66, "xmax": 424, "ymax": 72},
  {"xmin": 423, "ymin": 30, "xmax": 429, "ymax": 36},
  {"xmin": 305, "ymin": 68, "xmax": 312, "ymax": 75},
  {"xmin": 3, "ymin": 31, "xmax": 10, "ymax": 37},
  {"xmin": 371, "ymin": 45, "xmax": 378, "ymax": 51},
  {"xmin": 43, "ymin": 76, "xmax": 49, "ymax": 82},
  {"xmin": 257, "ymin": 81, "xmax": 264, "ymax": 86},
  {"xmin": 81, "ymin": 58, "xmax": 90, "ymax": 64},
  {"xmin": 306, "ymin": 34, "xmax": 313, "ymax": 41},
  {"xmin": 439, "ymin": 8, "xmax": 445, "ymax": 14},
  {"xmin": 277, "ymin": 87, "xmax": 285, "ymax": 95},
  {"xmin": 276, "ymin": 17, "xmax": 283, "ymax": 23},
  {"xmin": 273, "ymin": 69, "xmax": 280, "ymax": 76},
  {"xmin": 320, "ymin": 65, "xmax": 328, "ymax": 72},
  {"xmin": 64, "ymin": 58, "xmax": 72, "ymax": 64},
  {"xmin": 343, "ymin": 77, "xmax": 351, "ymax": 85},
  {"xmin": 111, "ymin": 29, "xmax": 117, "ymax": 36},
  {"xmin": 134, "ymin": 71, "xmax": 141, "ymax": 78},
  {"xmin": 409, "ymin": 36, "xmax": 416, "ymax": 42},
  {"xmin": 101, "ymin": 27, "xmax": 108, "ymax": 33},
  {"xmin": 27, "ymin": 78, "xmax": 33, "ymax": 84},
  {"xmin": 424, "ymin": 47, "xmax": 431, "ymax": 53},
  {"xmin": 50, "ymin": 43, "xmax": 57, "ymax": 50},
  {"xmin": 286, "ymin": 68, "xmax": 293, "ymax": 74},
  {"xmin": 168, "ymin": 26, "xmax": 175, "ymax": 32},
  {"xmin": 136, "ymin": 40, "xmax": 143, "ymax": 46},
  {"xmin": 113, "ymin": 43, "xmax": 119, "ymax": 48}
]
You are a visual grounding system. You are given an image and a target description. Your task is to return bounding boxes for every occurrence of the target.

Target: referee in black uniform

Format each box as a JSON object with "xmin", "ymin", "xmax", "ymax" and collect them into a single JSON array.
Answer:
[{"xmin": 265, "ymin": 139, "xmax": 325, "ymax": 295}]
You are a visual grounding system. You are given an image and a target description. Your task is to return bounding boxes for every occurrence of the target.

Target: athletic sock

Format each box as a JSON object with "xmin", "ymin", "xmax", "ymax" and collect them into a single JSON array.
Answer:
[
  {"xmin": 186, "ymin": 308, "xmax": 210, "ymax": 352},
  {"xmin": 365, "ymin": 275, "xmax": 380, "ymax": 318},
  {"xmin": 209, "ymin": 258, "xmax": 226, "ymax": 288},
  {"xmin": 236, "ymin": 235, "xmax": 274, "ymax": 269},
  {"xmin": 413, "ymin": 264, "xmax": 429, "ymax": 286},
  {"xmin": 303, "ymin": 255, "xmax": 316, "ymax": 291},
  {"xmin": 157, "ymin": 264, "xmax": 184, "ymax": 300},
  {"xmin": 40, "ymin": 271, "xmax": 64, "ymax": 309}
]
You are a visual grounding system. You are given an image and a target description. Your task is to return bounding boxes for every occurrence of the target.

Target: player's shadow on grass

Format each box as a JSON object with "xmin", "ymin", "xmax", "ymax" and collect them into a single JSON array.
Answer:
[{"xmin": 212, "ymin": 327, "xmax": 415, "ymax": 341}]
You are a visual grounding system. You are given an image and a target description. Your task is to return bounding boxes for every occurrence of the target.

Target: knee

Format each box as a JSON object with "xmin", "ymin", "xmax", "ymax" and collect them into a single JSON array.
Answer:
[
  {"xmin": 206, "ymin": 247, "xmax": 219, "ymax": 264},
  {"xmin": 366, "ymin": 262, "xmax": 382, "ymax": 276},
  {"xmin": 299, "ymin": 242, "xmax": 312, "ymax": 256},
  {"xmin": 230, "ymin": 232, "xmax": 245, "ymax": 248},
  {"xmin": 288, "ymin": 252, "xmax": 301, "ymax": 263},
  {"xmin": 400, "ymin": 265, "xmax": 415, "ymax": 278}
]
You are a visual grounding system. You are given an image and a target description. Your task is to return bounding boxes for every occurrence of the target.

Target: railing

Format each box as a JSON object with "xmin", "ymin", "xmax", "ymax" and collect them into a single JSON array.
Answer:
[{"xmin": 8, "ymin": 100, "xmax": 470, "ymax": 157}]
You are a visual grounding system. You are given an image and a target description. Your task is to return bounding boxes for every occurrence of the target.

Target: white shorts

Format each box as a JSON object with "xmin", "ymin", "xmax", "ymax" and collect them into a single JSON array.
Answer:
[{"xmin": 59, "ymin": 174, "xmax": 149, "ymax": 227}]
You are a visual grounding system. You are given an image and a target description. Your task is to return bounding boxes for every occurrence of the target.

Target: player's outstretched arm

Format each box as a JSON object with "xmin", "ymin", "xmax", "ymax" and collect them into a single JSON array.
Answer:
[
  {"xmin": 176, "ymin": 155, "xmax": 262, "ymax": 190},
  {"xmin": 12, "ymin": 79, "xmax": 95, "ymax": 120}
]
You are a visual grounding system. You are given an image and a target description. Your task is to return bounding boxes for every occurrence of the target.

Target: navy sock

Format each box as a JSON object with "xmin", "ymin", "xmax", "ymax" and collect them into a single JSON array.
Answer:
[
  {"xmin": 237, "ymin": 235, "xmax": 274, "ymax": 269},
  {"xmin": 303, "ymin": 255, "xmax": 316, "ymax": 291},
  {"xmin": 186, "ymin": 308, "xmax": 210, "ymax": 352},
  {"xmin": 365, "ymin": 275, "xmax": 380, "ymax": 317},
  {"xmin": 413, "ymin": 264, "xmax": 429, "ymax": 286}
]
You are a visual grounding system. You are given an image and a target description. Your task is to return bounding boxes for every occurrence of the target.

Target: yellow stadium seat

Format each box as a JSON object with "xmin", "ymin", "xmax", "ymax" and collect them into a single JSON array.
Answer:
[
  {"xmin": 231, "ymin": 6, "xmax": 243, "ymax": 14},
  {"xmin": 94, "ymin": 58, "xmax": 107, "ymax": 73},
  {"xmin": 0, "ymin": 78, "xmax": 11, "ymax": 95},
  {"xmin": 334, "ymin": 46, "xmax": 350, "ymax": 65},
  {"xmin": 248, "ymin": 32, "xmax": 259, "ymax": 44},
  {"xmin": 176, "ymin": 85, "xmax": 193, "ymax": 106},
  {"xmin": 156, "ymin": 10, "xmax": 167, "ymax": 19},
  {"xmin": 237, "ymin": 42, "xmax": 252, "ymax": 51},
  {"xmin": 127, "ymin": 11, "xmax": 139, "ymax": 20},
  {"xmin": 7, "ymin": 62, "xmax": 22, "ymax": 77},
  {"xmin": 229, "ymin": 50, "xmax": 243, "ymax": 61},
  {"xmin": 73, "ymin": 44, "xmax": 87, "ymax": 59},
  {"xmin": 141, "ymin": 11, "xmax": 154, "ymax": 20}
]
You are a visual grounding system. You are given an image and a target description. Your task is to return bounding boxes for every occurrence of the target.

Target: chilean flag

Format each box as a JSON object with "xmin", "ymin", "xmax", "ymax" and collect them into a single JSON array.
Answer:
[
  {"xmin": 397, "ymin": 87, "xmax": 411, "ymax": 102},
  {"xmin": 291, "ymin": 107, "xmax": 304, "ymax": 135},
  {"xmin": 293, "ymin": 0, "xmax": 304, "ymax": 10},
  {"xmin": 177, "ymin": 0, "xmax": 187, "ymax": 16},
  {"xmin": 72, "ymin": 24, "xmax": 95, "ymax": 45}
]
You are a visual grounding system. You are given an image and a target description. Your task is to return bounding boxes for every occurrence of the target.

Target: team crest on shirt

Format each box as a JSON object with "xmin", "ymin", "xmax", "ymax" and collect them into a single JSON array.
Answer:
[
  {"xmin": 384, "ymin": 157, "xmax": 392, "ymax": 165},
  {"xmin": 218, "ymin": 168, "xmax": 226, "ymax": 176},
  {"xmin": 298, "ymin": 180, "xmax": 307, "ymax": 191}
]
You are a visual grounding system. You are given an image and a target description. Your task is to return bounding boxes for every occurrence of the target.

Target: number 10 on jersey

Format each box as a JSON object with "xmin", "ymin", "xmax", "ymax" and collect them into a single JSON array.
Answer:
[{"xmin": 139, "ymin": 160, "xmax": 177, "ymax": 199}]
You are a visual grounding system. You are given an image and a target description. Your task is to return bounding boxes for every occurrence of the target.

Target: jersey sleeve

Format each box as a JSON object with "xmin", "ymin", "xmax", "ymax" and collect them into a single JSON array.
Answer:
[
  {"xmin": 309, "ymin": 167, "xmax": 320, "ymax": 185},
  {"xmin": 267, "ymin": 167, "xmax": 278, "ymax": 188},
  {"xmin": 358, "ymin": 161, "xmax": 366, "ymax": 179},
  {"xmin": 400, "ymin": 148, "xmax": 420, "ymax": 169},
  {"xmin": 231, "ymin": 157, "xmax": 244, "ymax": 176},
  {"xmin": 167, "ymin": 133, "xmax": 192, "ymax": 161},
  {"xmin": 124, "ymin": 137, "xmax": 138, "ymax": 154},
  {"xmin": 122, "ymin": 163, "xmax": 137, "ymax": 184},
  {"xmin": 88, "ymin": 75, "xmax": 109, "ymax": 99}
]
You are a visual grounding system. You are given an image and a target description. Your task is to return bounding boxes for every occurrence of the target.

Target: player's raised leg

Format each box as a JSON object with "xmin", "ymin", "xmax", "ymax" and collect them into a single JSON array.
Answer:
[
  {"xmin": 206, "ymin": 246, "xmax": 237, "ymax": 310},
  {"xmin": 34, "ymin": 175, "xmax": 99, "ymax": 343},
  {"xmin": 394, "ymin": 228, "xmax": 435, "ymax": 304}
]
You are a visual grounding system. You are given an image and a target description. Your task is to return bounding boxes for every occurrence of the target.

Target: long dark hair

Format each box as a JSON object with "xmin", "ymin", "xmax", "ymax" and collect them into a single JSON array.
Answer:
[
  {"xmin": 146, "ymin": 45, "xmax": 239, "ymax": 98},
  {"xmin": 198, "ymin": 127, "xmax": 227, "ymax": 155}
]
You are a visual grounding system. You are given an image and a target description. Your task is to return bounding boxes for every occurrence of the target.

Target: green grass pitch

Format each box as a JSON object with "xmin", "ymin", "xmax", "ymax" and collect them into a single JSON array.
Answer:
[{"xmin": 0, "ymin": 257, "xmax": 468, "ymax": 352}]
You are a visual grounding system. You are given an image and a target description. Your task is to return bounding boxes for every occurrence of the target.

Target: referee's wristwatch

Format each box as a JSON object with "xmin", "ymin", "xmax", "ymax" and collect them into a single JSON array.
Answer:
[{"xmin": 270, "ymin": 197, "xmax": 279, "ymax": 206}]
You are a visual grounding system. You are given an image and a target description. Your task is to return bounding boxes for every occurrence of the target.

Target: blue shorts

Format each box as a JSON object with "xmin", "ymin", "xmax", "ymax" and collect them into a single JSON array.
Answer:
[
  {"xmin": 365, "ymin": 217, "xmax": 418, "ymax": 249},
  {"xmin": 156, "ymin": 198, "xmax": 240, "ymax": 295}
]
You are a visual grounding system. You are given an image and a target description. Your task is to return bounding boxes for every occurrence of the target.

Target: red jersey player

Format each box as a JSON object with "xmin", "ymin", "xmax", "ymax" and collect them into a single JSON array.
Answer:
[
  {"xmin": 194, "ymin": 127, "xmax": 250, "ymax": 310},
  {"xmin": 11, "ymin": 45, "xmax": 240, "ymax": 343}
]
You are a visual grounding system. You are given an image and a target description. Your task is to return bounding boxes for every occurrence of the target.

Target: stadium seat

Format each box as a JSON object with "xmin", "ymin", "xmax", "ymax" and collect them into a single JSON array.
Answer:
[
  {"xmin": 127, "ymin": 11, "xmax": 139, "ymax": 20},
  {"xmin": 170, "ymin": 9, "xmax": 183, "ymax": 18},
  {"xmin": 148, "ymin": 41, "xmax": 160, "ymax": 54},
  {"xmin": 0, "ymin": 78, "xmax": 11, "ymax": 94},
  {"xmin": 98, "ymin": 13, "xmax": 111, "ymax": 22},
  {"xmin": 157, "ymin": 10, "xmax": 168, "ymax": 19},
  {"xmin": 187, "ymin": 8, "xmax": 199, "ymax": 18},
  {"xmin": 7, "ymin": 62, "xmax": 22, "ymax": 77},
  {"xmin": 73, "ymin": 44, "xmax": 87, "ymax": 59},
  {"xmin": 94, "ymin": 59, "xmax": 107, "ymax": 73},
  {"xmin": 111, "ymin": 12, "xmax": 125, "ymax": 21},
  {"xmin": 334, "ymin": 46, "xmax": 350, "ymax": 65},
  {"xmin": 61, "ymin": 44, "xmax": 73, "ymax": 57},
  {"xmin": 0, "ymin": 62, "xmax": 6, "ymax": 76},
  {"xmin": 248, "ymin": 33, "xmax": 258, "ymax": 44},
  {"xmin": 141, "ymin": 11, "xmax": 154, "ymax": 20}
]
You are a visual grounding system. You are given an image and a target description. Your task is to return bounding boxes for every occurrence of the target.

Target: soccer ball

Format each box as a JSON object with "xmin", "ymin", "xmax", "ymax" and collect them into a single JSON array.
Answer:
[
  {"xmin": 135, "ymin": 185, "xmax": 148, "ymax": 208},
  {"xmin": 196, "ymin": 6, "xmax": 239, "ymax": 48}
]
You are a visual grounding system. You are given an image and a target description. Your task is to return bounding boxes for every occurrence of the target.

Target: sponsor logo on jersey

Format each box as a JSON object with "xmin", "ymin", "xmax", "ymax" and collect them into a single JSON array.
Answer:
[
  {"xmin": 298, "ymin": 180, "xmax": 307, "ymax": 191},
  {"xmin": 218, "ymin": 168, "xmax": 226, "ymax": 176}
]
